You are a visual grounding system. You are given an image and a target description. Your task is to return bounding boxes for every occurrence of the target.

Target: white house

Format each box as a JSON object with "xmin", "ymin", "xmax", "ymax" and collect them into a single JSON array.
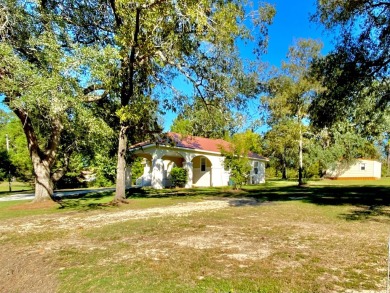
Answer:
[
  {"xmin": 325, "ymin": 159, "xmax": 382, "ymax": 180},
  {"xmin": 126, "ymin": 133, "xmax": 268, "ymax": 189}
]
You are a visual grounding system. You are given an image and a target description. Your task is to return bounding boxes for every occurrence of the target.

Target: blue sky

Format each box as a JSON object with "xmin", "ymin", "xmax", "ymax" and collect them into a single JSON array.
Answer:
[{"xmin": 262, "ymin": 0, "xmax": 334, "ymax": 66}]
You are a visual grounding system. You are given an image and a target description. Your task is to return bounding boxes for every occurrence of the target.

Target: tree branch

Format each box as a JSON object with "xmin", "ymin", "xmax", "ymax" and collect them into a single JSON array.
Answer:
[
  {"xmin": 121, "ymin": 7, "xmax": 140, "ymax": 106},
  {"xmin": 109, "ymin": 0, "xmax": 122, "ymax": 27},
  {"xmin": 51, "ymin": 149, "xmax": 73, "ymax": 182},
  {"xmin": 83, "ymin": 91, "xmax": 109, "ymax": 103},
  {"xmin": 83, "ymin": 84, "xmax": 105, "ymax": 95},
  {"xmin": 12, "ymin": 105, "xmax": 43, "ymax": 166}
]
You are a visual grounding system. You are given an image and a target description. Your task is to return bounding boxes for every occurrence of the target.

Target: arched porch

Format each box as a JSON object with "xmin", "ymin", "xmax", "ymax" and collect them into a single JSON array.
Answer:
[
  {"xmin": 129, "ymin": 148, "xmax": 193, "ymax": 189},
  {"xmin": 128, "ymin": 146, "xmax": 230, "ymax": 189},
  {"xmin": 191, "ymin": 155, "xmax": 212, "ymax": 187}
]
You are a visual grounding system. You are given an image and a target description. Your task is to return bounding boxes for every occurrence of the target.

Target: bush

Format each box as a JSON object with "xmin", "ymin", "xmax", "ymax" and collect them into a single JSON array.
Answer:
[
  {"xmin": 170, "ymin": 167, "xmax": 187, "ymax": 188},
  {"xmin": 55, "ymin": 172, "xmax": 86, "ymax": 189}
]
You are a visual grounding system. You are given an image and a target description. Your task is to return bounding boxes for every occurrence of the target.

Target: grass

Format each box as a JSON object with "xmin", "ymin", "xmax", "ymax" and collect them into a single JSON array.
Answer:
[
  {"xmin": 0, "ymin": 181, "xmax": 33, "ymax": 196},
  {"xmin": 309, "ymin": 177, "xmax": 390, "ymax": 186},
  {"xmin": 1, "ymin": 179, "xmax": 389, "ymax": 292},
  {"xmin": 57, "ymin": 202, "xmax": 387, "ymax": 292}
]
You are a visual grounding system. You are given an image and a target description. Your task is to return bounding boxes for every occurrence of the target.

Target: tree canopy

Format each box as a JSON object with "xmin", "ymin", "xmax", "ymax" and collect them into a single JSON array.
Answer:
[
  {"xmin": 170, "ymin": 97, "xmax": 243, "ymax": 139},
  {"xmin": 310, "ymin": 0, "xmax": 390, "ymax": 128}
]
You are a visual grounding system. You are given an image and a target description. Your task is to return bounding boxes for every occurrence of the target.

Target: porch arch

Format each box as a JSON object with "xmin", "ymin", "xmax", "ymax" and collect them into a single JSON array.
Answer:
[
  {"xmin": 161, "ymin": 152, "xmax": 185, "ymax": 187},
  {"xmin": 191, "ymin": 155, "xmax": 212, "ymax": 187}
]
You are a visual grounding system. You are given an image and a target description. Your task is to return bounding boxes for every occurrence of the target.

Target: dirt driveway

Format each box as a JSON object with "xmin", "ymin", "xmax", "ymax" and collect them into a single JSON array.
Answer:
[
  {"xmin": 0, "ymin": 198, "xmax": 239, "ymax": 293},
  {"xmin": 0, "ymin": 199, "xmax": 236, "ymax": 233},
  {"xmin": 0, "ymin": 198, "xmax": 386, "ymax": 293}
]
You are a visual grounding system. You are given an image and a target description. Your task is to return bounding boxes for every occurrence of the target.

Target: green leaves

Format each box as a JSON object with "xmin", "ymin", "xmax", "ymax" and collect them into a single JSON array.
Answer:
[
  {"xmin": 0, "ymin": 0, "xmax": 118, "ymax": 191},
  {"xmin": 115, "ymin": 97, "xmax": 157, "ymax": 124},
  {"xmin": 221, "ymin": 131, "xmax": 261, "ymax": 189},
  {"xmin": 263, "ymin": 39, "xmax": 323, "ymax": 125},
  {"xmin": 310, "ymin": 0, "xmax": 390, "ymax": 130},
  {"xmin": 171, "ymin": 97, "xmax": 242, "ymax": 139},
  {"xmin": 0, "ymin": 113, "xmax": 32, "ymax": 181},
  {"xmin": 170, "ymin": 167, "xmax": 187, "ymax": 188}
]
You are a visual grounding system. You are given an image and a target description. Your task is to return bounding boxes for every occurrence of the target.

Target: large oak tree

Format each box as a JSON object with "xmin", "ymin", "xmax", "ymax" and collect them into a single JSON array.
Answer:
[
  {"xmin": 24, "ymin": 0, "xmax": 275, "ymax": 202},
  {"xmin": 0, "ymin": 1, "xmax": 114, "ymax": 201},
  {"xmin": 1, "ymin": 0, "xmax": 276, "ymax": 202}
]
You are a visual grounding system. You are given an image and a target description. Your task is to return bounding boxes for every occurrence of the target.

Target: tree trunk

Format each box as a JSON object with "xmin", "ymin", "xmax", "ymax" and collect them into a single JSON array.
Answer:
[
  {"xmin": 298, "ymin": 125, "xmax": 304, "ymax": 186},
  {"xmin": 282, "ymin": 155, "xmax": 287, "ymax": 180},
  {"xmin": 12, "ymin": 107, "xmax": 64, "ymax": 202},
  {"xmin": 114, "ymin": 125, "xmax": 129, "ymax": 202},
  {"xmin": 387, "ymin": 143, "xmax": 390, "ymax": 176},
  {"xmin": 33, "ymin": 161, "xmax": 54, "ymax": 202},
  {"xmin": 282, "ymin": 161, "xmax": 287, "ymax": 180}
]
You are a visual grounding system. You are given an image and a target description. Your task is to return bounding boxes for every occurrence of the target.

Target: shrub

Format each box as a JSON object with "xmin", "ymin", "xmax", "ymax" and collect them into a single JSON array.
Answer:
[
  {"xmin": 55, "ymin": 172, "xmax": 86, "ymax": 189},
  {"xmin": 170, "ymin": 167, "xmax": 187, "ymax": 188}
]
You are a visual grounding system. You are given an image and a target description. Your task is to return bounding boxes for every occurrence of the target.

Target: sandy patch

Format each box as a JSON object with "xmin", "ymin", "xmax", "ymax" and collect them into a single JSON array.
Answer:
[{"xmin": 0, "ymin": 199, "xmax": 232, "ymax": 234}]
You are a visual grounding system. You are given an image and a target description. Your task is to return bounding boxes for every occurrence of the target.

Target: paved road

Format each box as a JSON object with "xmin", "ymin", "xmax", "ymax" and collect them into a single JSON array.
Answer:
[{"xmin": 0, "ymin": 187, "xmax": 115, "ymax": 202}]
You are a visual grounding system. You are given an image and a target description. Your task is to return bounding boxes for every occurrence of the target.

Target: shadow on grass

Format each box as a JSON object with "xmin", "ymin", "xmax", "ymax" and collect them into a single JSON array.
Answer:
[
  {"xmin": 131, "ymin": 183, "xmax": 390, "ymax": 222},
  {"xmin": 56, "ymin": 183, "xmax": 390, "ymax": 221},
  {"xmin": 55, "ymin": 191, "xmax": 115, "ymax": 211},
  {"xmin": 0, "ymin": 189, "xmax": 34, "ymax": 197},
  {"xmin": 125, "ymin": 187, "xmax": 236, "ymax": 199},
  {"xmin": 242, "ymin": 184, "xmax": 390, "ymax": 222}
]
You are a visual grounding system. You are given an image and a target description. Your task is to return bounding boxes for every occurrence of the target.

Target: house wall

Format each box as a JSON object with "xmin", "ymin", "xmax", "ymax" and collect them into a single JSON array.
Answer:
[
  {"xmin": 248, "ymin": 160, "xmax": 266, "ymax": 184},
  {"xmin": 211, "ymin": 166, "xmax": 230, "ymax": 187},
  {"xmin": 373, "ymin": 161, "xmax": 382, "ymax": 178},
  {"xmin": 132, "ymin": 145, "xmax": 267, "ymax": 188},
  {"xmin": 326, "ymin": 159, "xmax": 382, "ymax": 180}
]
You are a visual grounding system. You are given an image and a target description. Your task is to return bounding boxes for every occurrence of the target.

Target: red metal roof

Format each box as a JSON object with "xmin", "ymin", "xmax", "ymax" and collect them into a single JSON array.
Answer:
[{"xmin": 131, "ymin": 132, "xmax": 268, "ymax": 160}]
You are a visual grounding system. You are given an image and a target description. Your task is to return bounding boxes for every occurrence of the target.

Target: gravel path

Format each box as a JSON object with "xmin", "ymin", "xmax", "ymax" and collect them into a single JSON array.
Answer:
[{"xmin": 0, "ymin": 199, "xmax": 235, "ymax": 234}]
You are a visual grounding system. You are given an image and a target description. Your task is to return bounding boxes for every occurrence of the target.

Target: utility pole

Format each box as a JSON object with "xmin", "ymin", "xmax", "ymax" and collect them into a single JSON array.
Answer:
[{"xmin": 6, "ymin": 134, "xmax": 11, "ymax": 192}]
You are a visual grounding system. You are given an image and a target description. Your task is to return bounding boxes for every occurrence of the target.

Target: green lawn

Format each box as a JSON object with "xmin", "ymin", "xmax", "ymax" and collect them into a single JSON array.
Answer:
[
  {"xmin": 0, "ymin": 180, "xmax": 389, "ymax": 292},
  {"xmin": 309, "ymin": 177, "xmax": 390, "ymax": 186},
  {"xmin": 0, "ymin": 181, "xmax": 33, "ymax": 195}
]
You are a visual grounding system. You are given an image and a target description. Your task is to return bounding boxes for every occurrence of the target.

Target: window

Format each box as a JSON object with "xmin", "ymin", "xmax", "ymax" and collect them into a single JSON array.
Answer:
[
  {"xmin": 360, "ymin": 163, "xmax": 366, "ymax": 171},
  {"xmin": 200, "ymin": 158, "xmax": 206, "ymax": 172},
  {"xmin": 254, "ymin": 162, "xmax": 259, "ymax": 175}
]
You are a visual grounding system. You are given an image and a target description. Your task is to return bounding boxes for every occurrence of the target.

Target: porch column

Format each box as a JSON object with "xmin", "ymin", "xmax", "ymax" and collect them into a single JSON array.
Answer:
[
  {"xmin": 125, "ymin": 165, "xmax": 132, "ymax": 188},
  {"xmin": 184, "ymin": 161, "xmax": 193, "ymax": 188},
  {"xmin": 151, "ymin": 158, "xmax": 164, "ymax": 189}
]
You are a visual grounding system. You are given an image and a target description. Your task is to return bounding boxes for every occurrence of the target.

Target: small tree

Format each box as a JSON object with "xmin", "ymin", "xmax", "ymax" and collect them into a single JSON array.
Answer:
[
  {"xmin": 170, "ymin": 167, "xmax": 187, "ymax": 188},
  {"xmin": 223, "ymin": 154, "xmax": 251, "ymax": 190},
  {"xmin": 221, "ymin": 131, "xmax": 262, "ymax": 189}
]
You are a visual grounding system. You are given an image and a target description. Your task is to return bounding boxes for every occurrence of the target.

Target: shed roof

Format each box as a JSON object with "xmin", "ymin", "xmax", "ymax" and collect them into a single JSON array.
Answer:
[{"xmin": 131, "ymin": 132, "xmax": 268, "ymax": 161}]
